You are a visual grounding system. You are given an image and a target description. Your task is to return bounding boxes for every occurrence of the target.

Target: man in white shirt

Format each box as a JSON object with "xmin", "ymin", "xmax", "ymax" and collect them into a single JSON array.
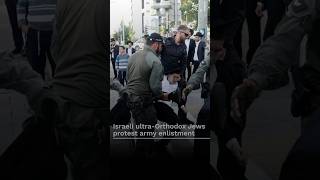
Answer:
[{"xmin": 126, "ymin": 41, "xmax": 136, "ymax": 56}]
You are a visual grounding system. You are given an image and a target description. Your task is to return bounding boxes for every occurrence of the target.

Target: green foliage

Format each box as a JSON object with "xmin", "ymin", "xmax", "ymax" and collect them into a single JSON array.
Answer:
[
  {"xmin": 180, "ymin": 0, "xmax": 198, "ymax": 24},
  {"xmin": 112, "ymin": 21, "xmax": 135, "ymax": 44}
]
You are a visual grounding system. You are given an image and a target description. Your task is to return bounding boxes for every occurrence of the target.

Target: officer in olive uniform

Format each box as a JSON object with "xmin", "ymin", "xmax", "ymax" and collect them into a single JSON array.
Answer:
[
  {"xmin": 182, "ymin": 55, "xmax": 218, "ymax": 166},
  {"xmin": 126, "ymin": 33, "xmax": 171, "ymax": 157},
  {"xmin": 231, "ymin": 0, "xmax": 320, "ymax": 179}
]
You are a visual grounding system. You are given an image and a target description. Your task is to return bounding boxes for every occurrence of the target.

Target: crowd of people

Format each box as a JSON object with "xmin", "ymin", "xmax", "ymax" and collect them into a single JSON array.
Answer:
[{"xmin": 110, "ymin": 0, "xmax": 320, "ymax": 180}]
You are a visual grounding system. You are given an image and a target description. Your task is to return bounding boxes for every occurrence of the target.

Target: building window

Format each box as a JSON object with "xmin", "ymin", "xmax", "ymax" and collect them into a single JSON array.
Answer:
[
  {"xmin": 142, "ymin": 0, "xmax": 144, "ymax": 9},
  {"xmin": 156, "ymin": 0, "xmax": 161, "ymax": 3}
]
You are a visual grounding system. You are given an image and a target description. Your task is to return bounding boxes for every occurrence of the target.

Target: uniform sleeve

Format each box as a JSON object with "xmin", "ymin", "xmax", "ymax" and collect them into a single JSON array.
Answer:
[
  {"xmin": 188, "ymin": 57, "xmax": 210, "ymax": 89},
  {"xmin": 149, "ymin": 60, "xmax": 164, "ymax": 98},
  {"xmin": 0, "ymin": 52, "xmax": 44, "ymax": 110},
  {"xmin": 212, "ymin": 0, "xmax": 245, "ymax": 41},
  {"xmin": 17, "ymin": 0, "xmax": 29, "ymax": 25},
  {"xmin": 248, "ymin": 0, "xmax": 315, "ymax": 90}
]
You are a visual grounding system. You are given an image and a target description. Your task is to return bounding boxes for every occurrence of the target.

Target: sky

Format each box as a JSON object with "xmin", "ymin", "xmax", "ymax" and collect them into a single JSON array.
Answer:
[{"xmin": 110, "ymin": 0, "xmax": 132, "ymax": 35}]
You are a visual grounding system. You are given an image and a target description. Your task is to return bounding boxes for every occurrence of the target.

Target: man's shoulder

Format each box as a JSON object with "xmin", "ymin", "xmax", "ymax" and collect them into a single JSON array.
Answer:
[
  {"xmin": 148, "ymin": 52, "xmax": 160, "ymax": 62},
  {"xmin": 287, "ymin": 0, "xmax": 317, "ymax": 17}
]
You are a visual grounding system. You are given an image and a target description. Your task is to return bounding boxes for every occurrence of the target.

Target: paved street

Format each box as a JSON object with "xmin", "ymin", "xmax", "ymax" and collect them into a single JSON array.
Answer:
[{"xmin": 0, "ymin": 1, "xmax": 301, "ymax": 179}]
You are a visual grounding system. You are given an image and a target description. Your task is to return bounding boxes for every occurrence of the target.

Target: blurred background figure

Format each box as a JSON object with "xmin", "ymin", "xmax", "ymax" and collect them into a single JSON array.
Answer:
[
  {"xmin": 17, "ymin": 0, "xmax": 56, "ymax": 79},
  {"xmin": 192, "ymin": 32, "xmax": 206, "ymax": 73},
  {"xmin": 116, "ymin": 45, "xmax": 129, "ymax": 86},
  {"xmin": 5, "ymin": 0, "xmax": 24, "ymax": 55}
]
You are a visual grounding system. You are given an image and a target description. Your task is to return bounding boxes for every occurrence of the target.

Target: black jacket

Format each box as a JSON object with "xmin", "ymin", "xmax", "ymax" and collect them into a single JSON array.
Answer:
[
  {"xmin": 160, "ymin": 37, "xmax": 187, "ymax": 75},
  {"xmin": 126, "ymin": 47, "xmax": 136, "ymax": 55},
  {"xmin": 212, "ymin": 0, "xmax": 245, "ymax": 42},
  {"xmin": 194, "ymin": 41, "xmax": 206, "ymax": 62},
  {"xmin": 186, "ymin": 38, "xmax": 196, "ymax": 63},
  {"xmin": 112, "ymin": 45, "xmax": 119, "ymax": 60}
]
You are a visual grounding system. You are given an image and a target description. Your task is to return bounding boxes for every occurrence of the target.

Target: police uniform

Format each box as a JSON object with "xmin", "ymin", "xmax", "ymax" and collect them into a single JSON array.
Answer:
[
  {"xmin": 51, "ymin": 0, "xmax": 109, "ymax": 179},
  {"xmin": 186, "ymin": 56, "xmax": 219, "ymax": 164},
  {"xmin": 126, "ymin": 34, "xmax": 164, "ymax": 156},
  {"xmin": 0, "ymin": 52, "xmax": 44, "ymax": 110},
  {"xmin": 248, "ymin": 0, "xmax": 320, "ymax": 179}
]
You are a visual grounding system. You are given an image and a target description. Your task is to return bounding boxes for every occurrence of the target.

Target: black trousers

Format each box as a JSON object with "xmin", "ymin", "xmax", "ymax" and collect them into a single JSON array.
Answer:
[
  {"xmin": 5, "ymin": 0, "xmax": 23, "ymax": 50},
  {"xmin": 263, "ymin": 0, "xmax": 286, "ymax": 40},
  {"xmin": 111, "ymin": 58, "xmax": 117, "ymax": 78},
  {"xmin": 26, "ymin": 29, "xmax": 55, "ymax": 79},
  {"xmin": 215, "ymin": 45, "xmax": 247, "ymax": 180},
  {"xmin": 235, "ymin": 0, "xmax": 261, "ymax": 65},
  {"xmin": 117, "ymin": 70, "xmax": 126, "ymax": 86},
  {"xmin": 192, "ymin": 60, "xmax": 201, "ymax": 74}
]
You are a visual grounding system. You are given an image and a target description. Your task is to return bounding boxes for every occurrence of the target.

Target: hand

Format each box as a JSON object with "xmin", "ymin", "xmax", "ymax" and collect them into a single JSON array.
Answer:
[
  {"xmin": 212, "ymin": 40, "xmax": 224, "ymax": 51},
  {"xmin": 255, "ymin": 2, "xmax": 264, "ymax": 17},
  {"xmin": 182, "ymin": 85, "xmax": 193, "ymax": 100},
  {"xmin": 110, "ymin": 79, "xmax": 124, "ymax": 92},
  {"xmin": 226, "ymin": 138, "xmax": 248, "ymax": 167},
  {"xmin": 168, "ymin": 90, "xmax": 181, "ymax": 105},
  {"xmin": 212, "ymin": 40, "xmax": 226, "ymax": 61},
  {"xmin": 230, "ymin": 79, "xmax": 260, "ymax": 127},
  {"xmin": 215, "ymin": 48, "xmax": 226, "ymax": 61},
  {"xmin": 21, "ymin": 24, "xmax": 29, "ymax": 33}
]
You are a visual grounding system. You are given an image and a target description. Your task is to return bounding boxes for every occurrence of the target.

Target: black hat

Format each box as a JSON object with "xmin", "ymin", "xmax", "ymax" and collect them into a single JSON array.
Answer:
[
  {"xmin": 111, "ymin": 38, "xmax": 115, "ymax": 42},
  {"xmin": 194, "ymin": 32, "xmax": 203, "ymax": 37},
  {"xmin": 148, "ymin": 33, "xmax": 163, "ymax": 43}
]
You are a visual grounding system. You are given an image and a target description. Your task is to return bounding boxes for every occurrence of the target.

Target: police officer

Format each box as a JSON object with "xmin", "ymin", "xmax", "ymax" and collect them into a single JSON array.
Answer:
[
  {"xmin": 161, "ymin": 24, "xmax": 193, "ymax": 125},
  {"xmin": 231, "ymin": 0, "xmax": 320, "ymax": 179},
  {"xmin": 182, "ymin": 55, "xmax": 217, "ymax": 161},
  {"xmin": 51, "ymin": 0, "xmax": 108, "ymax": 179},
  {"xmin": 126, "ymin": 33, "xmax": 173, "ymax": 157}
]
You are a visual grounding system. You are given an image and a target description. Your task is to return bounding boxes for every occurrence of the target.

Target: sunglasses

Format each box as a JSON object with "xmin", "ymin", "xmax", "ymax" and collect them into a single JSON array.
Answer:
[{"xmin": 178, "ymin": 31, "xmax": 189, "ymax": 37}]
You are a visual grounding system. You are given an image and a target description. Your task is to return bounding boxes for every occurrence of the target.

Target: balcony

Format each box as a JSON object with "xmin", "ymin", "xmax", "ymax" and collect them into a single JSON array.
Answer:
[{"xmin": 151, "ymin": 0, "xmax": 171, "ymax": 9}]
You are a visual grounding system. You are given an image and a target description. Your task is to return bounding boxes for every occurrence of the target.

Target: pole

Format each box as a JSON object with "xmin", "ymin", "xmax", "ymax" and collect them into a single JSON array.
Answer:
[
  {"xmin": 122, "ymin": 19, "xmax": 125, "ymax": 45},
  {"xmin": 197, "ymin": 0, "xmax": 208, "ymax": 38}
]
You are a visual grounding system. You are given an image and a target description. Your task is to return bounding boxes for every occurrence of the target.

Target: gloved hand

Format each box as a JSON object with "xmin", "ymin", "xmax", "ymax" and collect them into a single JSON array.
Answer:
[
  {"xmin": 230, "ymin": 79, "xmax": 260, "ymax": 128},
  {"xmin": 226, "ymin": 138, "xmax": 248, "ymax": 167},
  {"xmin": 182, "ymin": 85, "xmax": 193, "ymax": 100},
  {"xmin": 168, "ymin": 90, "xmax": 181, "ymax": 105}
]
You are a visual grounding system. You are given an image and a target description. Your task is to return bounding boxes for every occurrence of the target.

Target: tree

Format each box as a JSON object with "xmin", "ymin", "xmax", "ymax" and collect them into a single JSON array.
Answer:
[
  {"xmin": 180, "ymin": 0, "xmax": 198, "ymax": 27},
  {"xmin": 112, "ymin": 21, "xmax": 135, "ymax": 45}
]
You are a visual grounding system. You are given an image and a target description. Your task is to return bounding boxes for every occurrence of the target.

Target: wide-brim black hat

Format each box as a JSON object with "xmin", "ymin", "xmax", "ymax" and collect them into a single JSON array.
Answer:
[{"xmin": 194, "ymin": 32, "xmax": 203, "ymax": 37}]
